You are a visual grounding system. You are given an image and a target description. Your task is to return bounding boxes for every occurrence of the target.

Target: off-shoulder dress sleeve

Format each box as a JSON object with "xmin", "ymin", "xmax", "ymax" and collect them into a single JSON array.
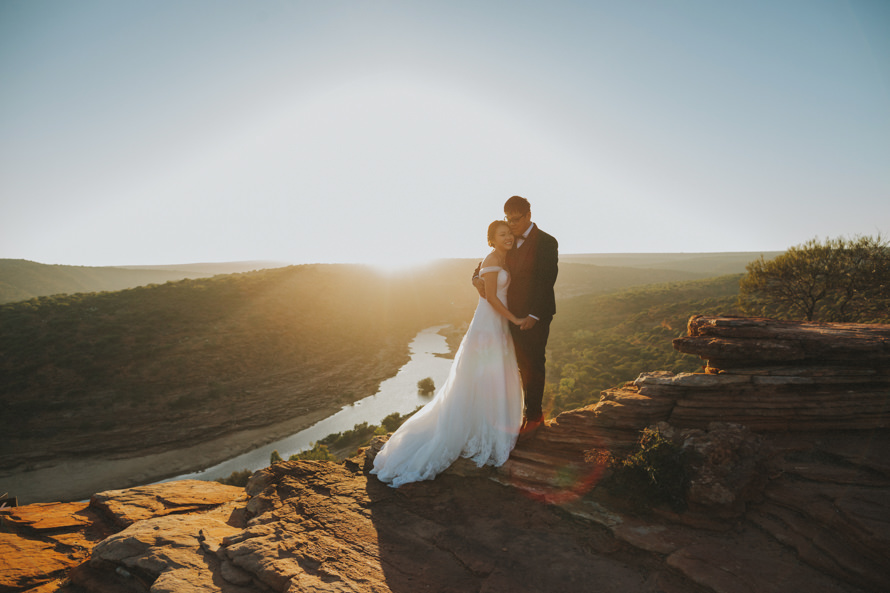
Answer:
[{"xmin": 479, "ymin": 266, "xmax": 503, "ymax": 275}]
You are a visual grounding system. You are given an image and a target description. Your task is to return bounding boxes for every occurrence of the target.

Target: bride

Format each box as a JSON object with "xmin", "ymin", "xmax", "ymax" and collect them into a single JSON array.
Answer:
[{"xmin": 371, "ymin": 220, "xmax": 525, "ymax": 487}]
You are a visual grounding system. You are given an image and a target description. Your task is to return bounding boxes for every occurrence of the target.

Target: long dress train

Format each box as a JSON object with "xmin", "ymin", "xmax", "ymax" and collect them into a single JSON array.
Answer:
[{"xmin": 371, "ymin": 266, "xmax": 523, "ymax": 487}]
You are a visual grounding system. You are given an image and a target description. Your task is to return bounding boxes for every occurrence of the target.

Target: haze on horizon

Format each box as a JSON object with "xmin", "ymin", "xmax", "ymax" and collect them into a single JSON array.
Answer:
[{"xmin": 1, "ymin": 0, "xmax": 888, "ymax": 270}]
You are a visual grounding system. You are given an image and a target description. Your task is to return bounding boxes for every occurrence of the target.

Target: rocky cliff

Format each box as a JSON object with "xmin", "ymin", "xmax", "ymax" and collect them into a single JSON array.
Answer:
[{"xmin": 2, "ymin": 316, "xmax": 888, "ymax": 593}]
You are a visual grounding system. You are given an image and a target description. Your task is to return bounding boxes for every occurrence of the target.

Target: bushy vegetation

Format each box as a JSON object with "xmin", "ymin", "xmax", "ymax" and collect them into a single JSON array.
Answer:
[
  {"xmin": 543, "ymin": 275, "xmax": 742, "ymax": 416},
  {"xmin": 288, "ymin": 443, "xmax": 338, "ymax": 461},
  {"xmin": 313, "ymin": 409, "xmax": 420, "ymax": 457},
  {"xmin": 217, "ymin": 469, "xmax": 254, "ymax": 487},
  {"xmin": 602, "ymin": 427, "xmax": 689, "ymax": 512},
  {"xmin": 417, "ymin": 377, "xmax": 436, "ymax": 394},
  {"xmin": 317, "ymin": 422, "xmax": 379, "ymax": 452},
  {"xmin": 270, "ymin": 444, "xmax": 339, "ymax": 462},
  {"xmin": 379, "ymin": 411, "xmax": 410, "ymax": 433},
  {"xmin": 739, "ymin": 234, "xmax": 890, "ymax": 322}
]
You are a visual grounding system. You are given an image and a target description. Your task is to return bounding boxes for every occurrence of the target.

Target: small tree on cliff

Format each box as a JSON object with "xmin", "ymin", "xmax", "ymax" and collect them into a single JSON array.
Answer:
[{"xmin": 739, "ymin": 234, "xmax": 890, "ymax": 322}]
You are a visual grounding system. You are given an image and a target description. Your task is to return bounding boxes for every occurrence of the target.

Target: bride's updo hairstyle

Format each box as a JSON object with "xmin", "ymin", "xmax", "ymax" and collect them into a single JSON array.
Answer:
[{"xmin": 487, "ymin": 220, "xmax": 509, "ymax": 247}]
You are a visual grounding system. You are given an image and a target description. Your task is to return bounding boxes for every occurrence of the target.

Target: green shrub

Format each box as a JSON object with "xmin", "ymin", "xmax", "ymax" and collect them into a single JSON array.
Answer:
[
  {"xmin": 604, "ymin": 427, "xmax": 689, "ymax": 512},
  {"xmin": 318, "ymin": 422, "xmax": 377, "ymax": 450},
  {"xmin": 216, "ymin": 469, "xmax": 252, "ymax": 487},
  {"xmin": 380, "ymin": 410, "xmax": 412, "ymax": 433},
  {"xmin": 288, "ymin": 443, "xmax": 336, "ymax": 461}
]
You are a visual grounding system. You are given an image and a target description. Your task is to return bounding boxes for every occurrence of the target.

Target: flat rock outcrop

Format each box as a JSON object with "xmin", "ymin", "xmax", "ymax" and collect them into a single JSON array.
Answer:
[
  {"xmin": 0, "ymin": 481, "xmax": 247, "ymax": 593},
  {"xmin": 1, "ymin": 316, "xmax": 888, "ymax": 593}
]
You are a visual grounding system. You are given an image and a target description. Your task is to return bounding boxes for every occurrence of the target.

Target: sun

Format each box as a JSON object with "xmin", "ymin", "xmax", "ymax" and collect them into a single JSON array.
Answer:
[{"xmin": 362, "ymin": 252, "xmax": 436, "ymax": 275}]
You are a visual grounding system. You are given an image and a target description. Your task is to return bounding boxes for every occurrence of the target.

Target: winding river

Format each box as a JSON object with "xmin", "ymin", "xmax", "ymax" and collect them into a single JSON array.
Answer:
[{"xmin": 170, "ymin": 325, "xmax": 454, "ymax": 482}]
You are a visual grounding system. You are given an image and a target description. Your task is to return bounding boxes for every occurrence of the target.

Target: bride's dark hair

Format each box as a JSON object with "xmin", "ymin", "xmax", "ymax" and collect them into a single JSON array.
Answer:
[{"xmin": 487, "ymin": 220, "xmax": 509, "ymax": 247}]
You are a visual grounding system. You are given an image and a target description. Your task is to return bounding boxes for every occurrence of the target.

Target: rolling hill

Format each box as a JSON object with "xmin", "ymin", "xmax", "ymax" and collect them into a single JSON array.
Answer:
[
  {"xmin": 0, "ymin": 261, "xmax": 477, "ymax": 470},
  {"xmin": 0, "ymin": 259, "xmax": 286, "ymax": 304}
]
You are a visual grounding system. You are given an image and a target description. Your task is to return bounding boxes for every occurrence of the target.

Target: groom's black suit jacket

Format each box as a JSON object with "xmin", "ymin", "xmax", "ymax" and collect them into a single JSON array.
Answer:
[{"xmin": 506, "ymin": 225, "xmax": 558, "ymax": 321}]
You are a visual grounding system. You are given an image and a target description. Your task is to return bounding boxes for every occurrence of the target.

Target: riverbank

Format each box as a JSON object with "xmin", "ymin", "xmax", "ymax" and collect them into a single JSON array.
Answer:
[
  {"xmin": 3, "ymin": 325, "xmax": 457, "ymax": 504},
  {"xmin": 2, "ymin": 405, "xmax": 339, "ymax": 504}
]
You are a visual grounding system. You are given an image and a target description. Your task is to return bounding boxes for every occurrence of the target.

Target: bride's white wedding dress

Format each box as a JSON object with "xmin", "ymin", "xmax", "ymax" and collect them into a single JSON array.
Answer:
[{"xmin": 371, "ymin": 266, "xmax": 523, "ymax": 487}]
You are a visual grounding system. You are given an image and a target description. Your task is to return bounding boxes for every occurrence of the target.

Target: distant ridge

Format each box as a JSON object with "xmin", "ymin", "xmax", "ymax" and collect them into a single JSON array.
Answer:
[
  {"xmin": 0, "ymin": 259, "xmax": 287, "ymax": 304},
  {"xmin": 561, "ymin": 251, "xmax": 784, "ymax": 276},
  {"xmin": 116, "ymin": 261, "xmax": 288, "ymax": 274},
  {"xmin": 1, "ymin": 253, "xmax": 779, "ymax": 305}
]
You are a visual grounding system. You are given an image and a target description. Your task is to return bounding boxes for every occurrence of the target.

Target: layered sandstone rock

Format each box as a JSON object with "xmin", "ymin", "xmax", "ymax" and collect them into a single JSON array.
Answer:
[
  {"xmin": 668, "ymin": 316, "xmax": 890, "ymax": 432},
  {"xmin": 675, "ymin": 315, "xmax": 890, "ymax": 368},
  {"xmin": 496, "ymin": 316, "xmax": 889, "ymax": 483},
  {"xmin": 489, "ymin": 315, "xmax": 890, "ymax": 591}
]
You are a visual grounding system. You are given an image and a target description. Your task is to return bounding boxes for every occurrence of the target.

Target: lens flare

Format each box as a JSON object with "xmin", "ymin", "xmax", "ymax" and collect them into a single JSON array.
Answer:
[{"xmin": 504, "ymin": 442, "xmax": 611, "ymax": 505}]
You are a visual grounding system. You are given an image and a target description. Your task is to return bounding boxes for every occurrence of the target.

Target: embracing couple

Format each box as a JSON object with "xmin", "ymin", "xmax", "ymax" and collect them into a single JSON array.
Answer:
[{"xmin": 372, "ymin": 195, "xmax": 558, "ymax": 487}]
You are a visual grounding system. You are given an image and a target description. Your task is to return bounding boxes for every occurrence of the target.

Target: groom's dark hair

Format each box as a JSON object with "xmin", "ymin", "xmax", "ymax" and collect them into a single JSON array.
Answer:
[{"xmin": 504, "ymin": 195, "xmax": 530, "ymax": 214}]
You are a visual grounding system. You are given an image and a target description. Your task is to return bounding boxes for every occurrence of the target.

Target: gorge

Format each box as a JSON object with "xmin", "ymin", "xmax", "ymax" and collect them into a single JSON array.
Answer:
[{"xmin": 2, "ymin": 315, "xmax": 888, "ymax": 593}]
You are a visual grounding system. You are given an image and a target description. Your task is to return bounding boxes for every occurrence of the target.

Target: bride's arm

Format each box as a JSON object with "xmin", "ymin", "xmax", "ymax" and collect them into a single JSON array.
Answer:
[
  {"xmin": 483, "ymin": 271, "xmax": 518, "ymax": 324},
  {"xmin": 481, "ymin": 257, "xmax": 520, "ymax": 325}
]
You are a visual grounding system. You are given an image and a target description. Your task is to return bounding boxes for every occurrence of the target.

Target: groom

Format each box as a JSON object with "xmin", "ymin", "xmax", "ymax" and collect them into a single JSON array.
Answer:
[{"xmin": 476, "ymin": 195, "xmax": 559, "ymax": 436}]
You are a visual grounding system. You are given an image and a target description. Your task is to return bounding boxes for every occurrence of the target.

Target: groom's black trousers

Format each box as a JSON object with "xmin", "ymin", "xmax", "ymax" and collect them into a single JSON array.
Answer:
[{"xmin": 510, "ymin": 318, "xmax": 551, "ymax": 419}]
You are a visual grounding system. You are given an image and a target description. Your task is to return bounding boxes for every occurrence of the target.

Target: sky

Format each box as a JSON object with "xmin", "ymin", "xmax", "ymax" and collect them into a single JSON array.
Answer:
[{"xmin": 2, "ymin": 0, "xmax": 888, "ymax": 269}]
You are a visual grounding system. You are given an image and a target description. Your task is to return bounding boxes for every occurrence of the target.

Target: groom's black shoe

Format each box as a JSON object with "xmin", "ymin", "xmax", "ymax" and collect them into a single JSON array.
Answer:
[{"xmin": 519, "ymin": 414, "xmax": 545, "ymax": 440}]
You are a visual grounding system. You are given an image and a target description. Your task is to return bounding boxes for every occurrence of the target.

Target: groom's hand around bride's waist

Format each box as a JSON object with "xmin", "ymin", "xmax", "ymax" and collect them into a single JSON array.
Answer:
[
  {"xmin": 472, "ymin": 263, "xmax": 486, "ymax": 298},
  {"xmin": 472, "ymin": 276, "xmax": 486, "ymax": 298}
]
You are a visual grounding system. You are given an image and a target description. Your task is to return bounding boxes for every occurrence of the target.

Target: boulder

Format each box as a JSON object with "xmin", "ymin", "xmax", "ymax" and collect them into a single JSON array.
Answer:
[
  {"xmin": 0, "ymin": 480, "xmax": 247, "ymax": 593},
  {"xmin": 673, "ymin": 422, "xmax": 770, "ymax": 518},
  {"xmin": 0, "ymin": 501, "xmax": 114, "ymax": 591},
  {"xmin": 80, "ymin": 506, "xmax": 254, "ymax": 593},
  {"xmin": 91, "ymin": 479, "xmax": 247, "ymax": 528}
]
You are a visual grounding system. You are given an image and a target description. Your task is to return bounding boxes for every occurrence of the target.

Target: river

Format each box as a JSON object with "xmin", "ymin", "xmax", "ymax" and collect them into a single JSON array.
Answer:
[{"xmin": 170, "ymin": 325, "xmax": 455, "ymax": 482}]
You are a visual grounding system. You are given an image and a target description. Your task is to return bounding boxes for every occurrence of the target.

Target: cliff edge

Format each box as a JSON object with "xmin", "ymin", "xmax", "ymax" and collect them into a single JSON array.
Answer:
[{"xmin": 2, "ymin": 316, "xmax": 888, "ymax": 593}]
